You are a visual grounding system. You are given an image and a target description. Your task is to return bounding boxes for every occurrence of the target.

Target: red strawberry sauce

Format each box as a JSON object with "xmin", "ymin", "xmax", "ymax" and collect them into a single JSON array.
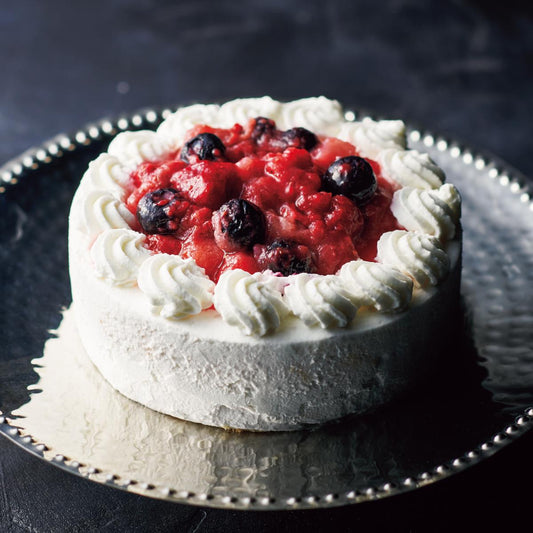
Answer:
[{"xmin": 125, "ymin": 119, "xmax": 400, "ymax": 281}]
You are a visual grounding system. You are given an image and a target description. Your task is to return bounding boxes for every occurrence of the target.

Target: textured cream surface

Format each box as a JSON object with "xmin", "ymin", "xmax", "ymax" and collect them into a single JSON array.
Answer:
[
  {"xmin": 337, "ymin": 118, "xmax": 407, "ymax": 159},
  {"xmin": 376, "ymin": 230, "xmax": 450, "ymax": 288},
  {"xmin": 91, "ymin": 228, "xmax": 150, "ymax": 286},
  {"xmin": 76, "ymin": 190, "xmax": 135, "ymax": 238},
  {"xmin": 70, "ymin": 223, "xmax": 461, "ymax": 431},
  {"xmin": 338, "ymin": 260, "xmax": 413, "ymax": 312},
  {"xmin": 12, "ymin": 307, "xmax": 403, "ymax": 497},
  {"xmin": 284, "ymin": 274, "xmax": 359, "ymax": 328},
  {"xmin": 213, "ymin": 269, "xmax": 288, "ymax": 336},
  {"xmin": 138, "ymin": 254, "xmax": 214, "ymax": 319},
  {"xmin": 80, "ymin": 153, "xmax": 129, "ymax": 200},
  {"xmin": 108, "ymin": 130, "xmax": 169, "ymax": 170},
  {"xmin": 391, "ymin": 184, "xmax": 461, "ymax": 240},
  {"xmin": 378, "ymin": 148, "xmax": 445, "ymax": 189}
]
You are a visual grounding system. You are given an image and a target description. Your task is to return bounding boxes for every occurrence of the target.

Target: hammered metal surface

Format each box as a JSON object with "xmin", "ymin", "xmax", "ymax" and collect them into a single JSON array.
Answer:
[{"xmin": 0, "ymin": 111, "xmax": 532, "ymax": 510}]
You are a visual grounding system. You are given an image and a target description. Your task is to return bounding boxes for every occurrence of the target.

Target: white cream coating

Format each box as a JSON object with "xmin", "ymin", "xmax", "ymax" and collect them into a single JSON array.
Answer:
[
  {"xmin": 138, "ymin": 254, "xmax": 214, "ymax": 319},
  {"xmin": 81, "ymin": 153, "xmax": 129, "ymax": 200},
  {"xmin": 377, "ymin": 230, "xmax": 450, "ymax": 288},
  {"xmin": 437, "ymin": 183, "xmax": 462, "ymax": 220},
  {"xmin": 391, "ymin": 184, "xmax": 461, "ymax": 240},
  {"xmin": 378, "ymin": 148, "xmax": 445, "ymax": 189},
  {"xmin": 337, "ymin": 117, "xmax": 407, "ymax": 159},
  {"xmin": 284, "ymin": 274, "xmax": 359, "ymax": 328},
  {"xmin": 76, "ymin": 190, "xmax": 136, "ymax": 238},
  {"xmin": 338, "ymin": 260, "xmax": 413, "ymax": 312},
  {"xmin": 213, "ymin": 269, "xmax": 288, "ymax": 336},
  {"xmin": 276, "ymin": 96, "xmax": 344, "ymax": 135},
  {"xmin": 90, "ymin": 228, "xmax": 151, "ymax": 286},
  {"xmin": 252, "ymin": 270, "xmax": 289, "ymax": 293},
  {"xmin": 217, "ymin": 96, "xmax": 282, "ymax": 128},
  {"xmin": 69, "ymin": 230, "xmax": 462, "ymax": 430},
  {"xmin": 157, "ymin": 103, "xmax": 221, "ymax": 148},
  {"xmin": 107, "ymin": 130, "xmax": 169, "ymax": 170}
]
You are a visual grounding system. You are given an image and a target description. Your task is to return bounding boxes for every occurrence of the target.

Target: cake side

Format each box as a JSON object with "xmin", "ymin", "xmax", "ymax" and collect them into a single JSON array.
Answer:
[{"xmin": 69, "ymin": 226, "xmax": 461, "ymax": 430}]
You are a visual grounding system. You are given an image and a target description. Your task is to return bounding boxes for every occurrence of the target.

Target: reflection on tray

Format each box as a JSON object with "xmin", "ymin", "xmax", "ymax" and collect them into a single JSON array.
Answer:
[
  {"xmin": 9, "ymin": 305, "xmax": 497, "ymax": 500},
  {"xmin": 10, "ymin": 308, "xmax": 395, "ymax": 499}
]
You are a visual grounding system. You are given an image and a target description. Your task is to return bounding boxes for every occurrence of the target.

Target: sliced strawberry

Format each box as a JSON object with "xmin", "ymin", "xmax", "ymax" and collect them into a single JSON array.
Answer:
[{"xmin": 128, "ymin": 120, "xmax": 398, "ymax": 279}]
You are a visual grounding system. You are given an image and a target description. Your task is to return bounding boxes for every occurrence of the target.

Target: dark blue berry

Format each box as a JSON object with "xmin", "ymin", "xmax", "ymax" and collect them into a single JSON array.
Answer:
[
  {"xmin": 212, "ymin": 198, "xmax": 266, "ymax": 252},
  {"xmin": 180, "ymin": 133, "xmax": 226, "ymax": 163},
  {"xmin": 256, "ymin": 240, "xmax": 315, "ymax": 276},
  {"xmin": 137, "ymin": 188, "xmax": 184, "ymax": 234},
  {"xmin": 251, "ymin": 117, "xmax": 277, "ymax": 142},
  {"xmin": 281, "ymin": 127, "xmax": 318, "ymax": 151},
  {"xmin": 321, "ymin": 156, "xmax": 377, "ymax": 206}
]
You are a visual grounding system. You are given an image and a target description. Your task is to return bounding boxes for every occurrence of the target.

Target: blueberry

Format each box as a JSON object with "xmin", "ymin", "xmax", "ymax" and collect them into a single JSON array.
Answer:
[
  {"xmin": 321, "ymin": 156, "xmax": 377, "ymax": 206},
  {"xmin": 256, "ymin": 240, "xmax": 315, "ymax": 276},
  {"xmin": 212, "ymin": 198, "xmax": 266, "ymax": 252},
  {"xmin": 180, "ymin": 133, "xmax": 226, "ymax": 163},
  {"xmin": 137, "ymin": 188, "xmax": 184, "ymax": 234},
  {"xmin": 281, "ymin": 127, "xmax": 318, "ymax": 151},
  {"xmin": 251, "ymin": 117, "xmax": 277, "ymax": 142}
]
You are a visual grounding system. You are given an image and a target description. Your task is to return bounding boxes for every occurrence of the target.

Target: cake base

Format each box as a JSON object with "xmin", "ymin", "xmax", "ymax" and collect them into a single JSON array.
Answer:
[{"xmin": 69, "ymin": 226, "xmax": 461, "ymax": 432}]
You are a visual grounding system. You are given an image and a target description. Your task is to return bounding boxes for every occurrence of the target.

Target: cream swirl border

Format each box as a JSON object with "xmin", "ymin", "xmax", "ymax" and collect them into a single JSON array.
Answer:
[{"xmin": 73, "ymin": 97, "xmax": 461, "ymax": 336}]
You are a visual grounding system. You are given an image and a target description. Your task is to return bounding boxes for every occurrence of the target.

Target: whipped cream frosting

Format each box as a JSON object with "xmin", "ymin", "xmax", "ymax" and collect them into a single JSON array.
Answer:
[
  {"xmin": 391, "ymin": 184, "xmax": 461, "ymax": 240},
  {"xmin": 65, "ymin": 232, "xmax": 462, "ymax": 432},
  {"xmin": 378, "ymin": 148, "xmax": 445, "ymax": 189},
  {"xmin": 218, "ymin": 96, "xmax": 282, "ymax": 129},
  {"xmin": 338, "ymin": 260, "xmax": 413, "ymax": 312},
  {"xmin": 213, "ymin": 269, "xmax": 288, "ymax": 336},
  {"xmin": 77, "ymin": 190, "xmax": 136, "ymax": 238},
  {"xmin": 376, "ymin": 230, "xmax": 450, "ymax": 288},
  {"xmin": 337, "ymin": 117, "xmax": 407, "ymax": 159},
  {"xmin": 108, "ymin": 130, "xmax": 169, "ymax": 170},
  {"xmin": 157, "ymin": 104, "xmax": 221, "ymax": 146},
  {"xmin": 72, "ymin": 96, "xmax": 461, "ymax": 336},
  {"xmin": 138, "ymin": 254, "xmax": 214, "ymax": 319},
  {"xmin": 276, "ymin": 96, "xmax": 345, "ymax": 134},
  {"xmin": 285, "ymin": 274, "xmax": 359, "ymax": 328},
  {"xmin": 81, "ymin": 153, "xmax": 129, "ymax": 200},
  {"xmin": 91, "ymin": 228, "xmax": 151, "ymax": 286}
]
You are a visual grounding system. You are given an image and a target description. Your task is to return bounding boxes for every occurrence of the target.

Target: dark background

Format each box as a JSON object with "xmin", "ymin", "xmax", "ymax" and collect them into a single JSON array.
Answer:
[{"xmin": 1, "ymin": 1, "xmax": 533, "ymax": 531}]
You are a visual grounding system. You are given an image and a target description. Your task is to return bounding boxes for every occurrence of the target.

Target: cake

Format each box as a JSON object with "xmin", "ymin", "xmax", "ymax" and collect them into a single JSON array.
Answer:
[{"xmin": 68, "ymin": 97, "xmax": 462, "ymax": 431}]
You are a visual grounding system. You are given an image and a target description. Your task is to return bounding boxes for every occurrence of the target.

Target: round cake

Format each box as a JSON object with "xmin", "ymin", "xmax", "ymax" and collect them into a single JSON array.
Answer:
[{"xmin": 68, "ymin": 97, "xmax": 462, "ymax": 431}]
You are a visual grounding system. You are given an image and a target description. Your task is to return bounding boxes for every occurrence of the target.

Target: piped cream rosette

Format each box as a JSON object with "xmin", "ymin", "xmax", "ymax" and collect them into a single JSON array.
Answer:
[{"xmin": 74, "ymin": 97, "xmax": 461, "ymax": 337}]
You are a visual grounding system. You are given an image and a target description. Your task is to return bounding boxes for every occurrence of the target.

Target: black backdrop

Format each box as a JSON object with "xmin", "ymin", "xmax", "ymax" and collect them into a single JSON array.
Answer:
[{"xmin": 1, "ymin": 1, "xmax": 532, "ymax": 531}]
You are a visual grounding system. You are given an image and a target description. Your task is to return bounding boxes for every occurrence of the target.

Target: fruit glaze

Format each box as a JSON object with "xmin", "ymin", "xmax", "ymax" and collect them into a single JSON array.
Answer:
[
  {"xmin": 73, "ymin": 97, "xmax": 461, "ymax": 337},
  {"xmin": 129, "ymin": 116, "xmax": 397, "ymax": 280}
]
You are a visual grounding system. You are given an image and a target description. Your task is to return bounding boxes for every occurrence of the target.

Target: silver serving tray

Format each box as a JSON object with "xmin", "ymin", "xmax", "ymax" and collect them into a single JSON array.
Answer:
[{"xmin": 1, "ymin": 108, "xmax": 532, "ymax": 510}]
